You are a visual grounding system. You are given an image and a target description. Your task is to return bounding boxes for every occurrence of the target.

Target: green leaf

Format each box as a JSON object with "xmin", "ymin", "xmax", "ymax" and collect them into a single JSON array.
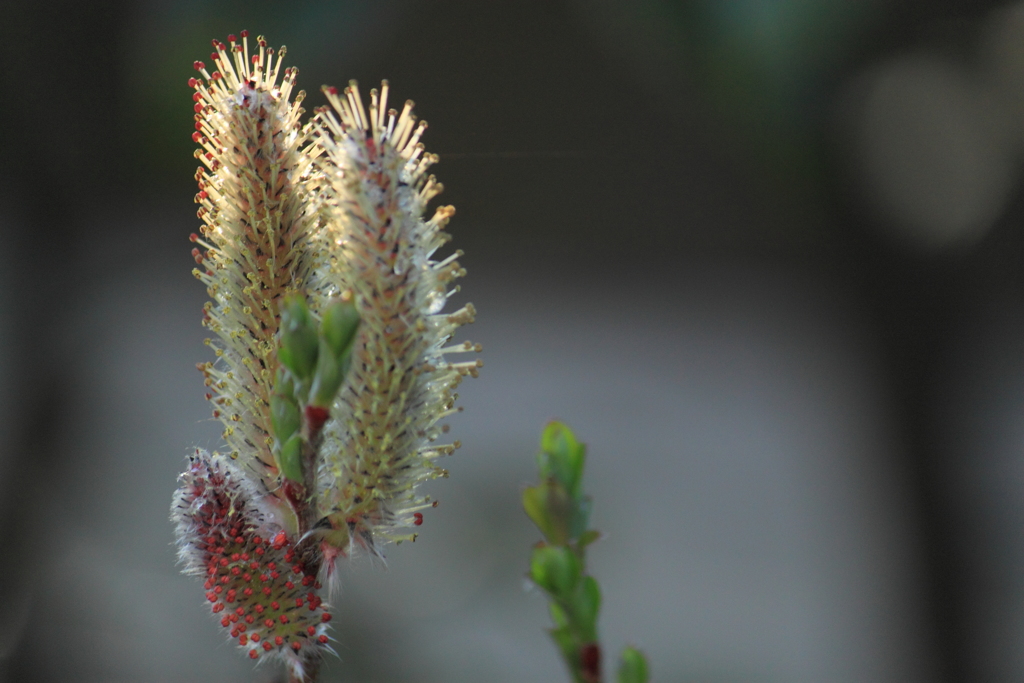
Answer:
[
  {"xmin": 320, "ymin": 298, "xmax": 361, "ymax": 358},
  {"xmin": 274, "ymin": 367, "xmax": 295, "ymax": 399},
  {"xmin": 523, "ymin": 480, "xmax": 572, "ymax": 545},
  {"xmin": 337, "ymin": 347, "xmax": 353, "ymax": 378},
  {"xmin": 279, "ymin": 295, "xmax": 319, "ymax": 380},
  {"xmin": 578, "ymin": 529, "xmax": 602, "ymax": 549},
  {"xmin": 549, "ymin": 601, "xmax": 570, "ymax": 629},
  {"xmin": 617, "ymin": 646, "xmax": 649, "ymax": 683},
  {"xmin": 309, "ymin": 339, "xmax": 344, "ymax": 408},
  {"xmin": 530, "ymin": 545, "xmax": 581, "ymax": 596},
  {"xmin": 569, "ymin": 496, "xmax": 593, "ymax": 540},
  {"xmin": 548, "ymin": 625, "xmax": 579, "ymax": 671},
  {"xmin": 277, "ymin": 346, "xmax": 298, "ymax": 381},
  {"xmin": 522, "ymin": 485, "xmax": 550, "ymax": 537},
  {"xmin": 277, "ymin": 433, "xmax": 304, "ymax": 483},
  {"xmin": 539, "ymin": 421, "xmax": 586, "ymax": 499},
  {"xmin": 270, "ymin": 392, "xmax": 301, "ymax": 443},
  {"xmin": 569, "ymin": 576, "xmax": 601, "ymax": 638}
]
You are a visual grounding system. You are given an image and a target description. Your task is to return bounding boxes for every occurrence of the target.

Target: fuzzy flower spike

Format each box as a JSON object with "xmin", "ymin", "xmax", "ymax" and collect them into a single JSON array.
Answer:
[
  {"xmin": 310, "ymin": 81, "xmax": 481, "ymax": 567},
  {"xmin": 173, "ymin": 451, "xmax": 332, "ymax": 678},
  {"xmin": 189, "ymin": 32, "xmax": 321, "ymax": 516},
  {"xmin": 176, "ymin": 32, "xmax": 332, "ymax": 680},
  {"xmin": 173, "ymin": 32, "xmax": 479, "ymax": 683}
]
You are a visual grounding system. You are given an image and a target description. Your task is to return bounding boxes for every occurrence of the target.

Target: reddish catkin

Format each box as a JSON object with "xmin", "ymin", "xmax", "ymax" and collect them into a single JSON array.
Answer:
[{"xmin": 172, "ymin": 450, "xmax": 332, "ymax": 676}]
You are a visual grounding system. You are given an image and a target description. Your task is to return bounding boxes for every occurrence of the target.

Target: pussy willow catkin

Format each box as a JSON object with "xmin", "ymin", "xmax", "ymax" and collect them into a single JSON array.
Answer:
[{"xmin": 171, "ymin": 31, "xmax": 479, "ymax": 678}]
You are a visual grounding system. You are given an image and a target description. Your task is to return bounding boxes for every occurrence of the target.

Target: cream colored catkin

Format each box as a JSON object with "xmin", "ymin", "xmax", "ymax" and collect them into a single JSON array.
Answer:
[
  {"xmin": 189, "ymin": 33, "xmax": 324, "ymax": 520},
  {"xmin": 309, "ymin": 80, "xmax": 481, "ymax": 561}
]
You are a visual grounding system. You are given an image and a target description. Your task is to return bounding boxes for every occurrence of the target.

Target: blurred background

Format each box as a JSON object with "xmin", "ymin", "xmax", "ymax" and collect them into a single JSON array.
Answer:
[{"xmin": 2, "ymin": 0, "xmax": 1024, "ymax": 681}]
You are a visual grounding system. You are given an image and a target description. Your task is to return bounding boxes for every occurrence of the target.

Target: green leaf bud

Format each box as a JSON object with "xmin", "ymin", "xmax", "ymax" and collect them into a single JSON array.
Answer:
[
  {"xmin": 530, "ymin": 545, "xmax": 580, "ymax": 596},
  {"xmin": 569, "ymin": 495, "xmax": 593, "ymax": 540},
  {"xmin": 569, "ymin": 576, "xmax": 601, "ymax": 637},
  {"xmin": 277, "ymin": 433, "xmax": 304, "ymax": 483},
  {"xmin": 310, "ymin": 339, "xmax": 344, "ymax": 408},
  {"xmin": 270, "ymin": 392, "xmax": 301, "ymax": 444},
  {"xmin": 279, "ymin": 295, "xmax": 319, "ymax": 380},
  {"xmin": 320, "ymin": 298, "xmax": 361, "ymax": 358},
  {"xmin": 578, "ymin": 529, "xmax": 602, "ymax": 549},
  {"xmin": 539, "ymin": 421, "xmax": 586, "ymax": 499},
  {"xmin": 549, "ymin": 601, "xmax": 570, "ymax": 629},
  {"xmin": 274, "ymin": 367, "xmax": 296, "ymax": 400},
  {"xmin": 523, "ymin": 480, "xmax": 572, "ymax": 546},
  {"xmin": 549, "ymin": 625, "xmax": 577, "ymax": 666},
  {"xmin": 617, "ymin": 646, "xmax": 650, "ymax": 683}
]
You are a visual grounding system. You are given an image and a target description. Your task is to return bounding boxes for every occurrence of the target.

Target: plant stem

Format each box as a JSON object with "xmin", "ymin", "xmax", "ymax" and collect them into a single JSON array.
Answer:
[
  {"xmin": 288, "ymin": 656, "xmax": 322, "ymax": 683},
  {"xmin": 293, "ymin": 425, "xmax": 326, "ymax": 576}
]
